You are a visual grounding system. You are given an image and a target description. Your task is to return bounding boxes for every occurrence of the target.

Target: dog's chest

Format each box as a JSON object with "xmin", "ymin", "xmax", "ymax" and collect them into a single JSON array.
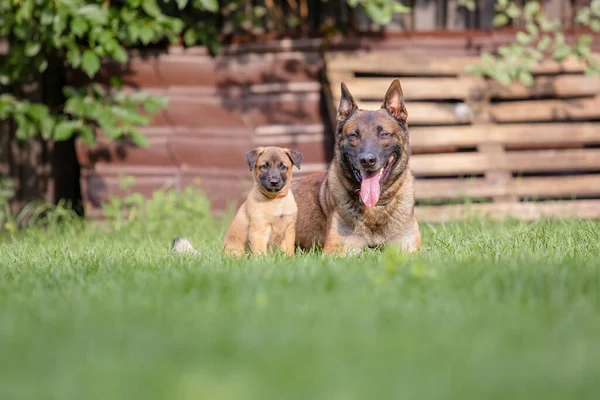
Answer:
[
  {"xmin": 262, "ymin": 198, "xmax": 296, "ymax": 233},
  {"xmin": 346, "ymin": 205, "xmax": 408, "ymax": 246}
]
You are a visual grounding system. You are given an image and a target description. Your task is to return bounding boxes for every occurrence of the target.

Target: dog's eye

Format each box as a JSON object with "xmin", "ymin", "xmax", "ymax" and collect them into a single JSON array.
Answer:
[
  {"xmin": 279, "ymin": 164, "xmax": 288, "ymax": 171},
  {"xmin": 347, "ymin": 131, "xmax": 359, "ymax": 139},
  {"xmin": 260, "ymin": 163, "xmax": 269, "ymax": 170},
  {"xmin": 379, "ymin": 131, "xmax": 391, "ymax": 138}
]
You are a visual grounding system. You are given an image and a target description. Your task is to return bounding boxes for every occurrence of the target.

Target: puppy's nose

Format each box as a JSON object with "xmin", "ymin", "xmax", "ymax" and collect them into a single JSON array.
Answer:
[
  {"xmin": 269, "ymin": 178, "xmax": 280, "ymax": 186},
  {"xmin": 359, "ymin": 153, "xmax": 376, "ymax": 168}
]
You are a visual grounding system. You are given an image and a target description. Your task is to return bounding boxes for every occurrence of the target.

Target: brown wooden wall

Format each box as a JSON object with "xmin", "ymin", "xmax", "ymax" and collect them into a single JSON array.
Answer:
[{"xmin": 76, "ymin": 42, "xmax": 331, "ymax": 217}]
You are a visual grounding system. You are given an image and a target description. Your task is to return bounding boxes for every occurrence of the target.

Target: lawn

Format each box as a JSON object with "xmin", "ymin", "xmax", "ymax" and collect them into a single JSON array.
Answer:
[{"xmin": 1, "ymin": 209, "xmax": 600, "ymax": 400}]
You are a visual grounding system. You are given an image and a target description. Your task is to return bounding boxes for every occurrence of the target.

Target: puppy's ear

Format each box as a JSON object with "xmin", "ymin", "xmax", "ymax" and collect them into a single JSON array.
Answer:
[
  {"xmin": 381, "ymin": 79, "xmax": 408, "ymax": 123},
  {"xmin": 337, "ymin": 82, "xmax": 357, "ymax": 123},
  {"xmin": 245, "ymin": 147, "xmax": 264, "ymax": 171},
  {"xmin": 284, "ymin": 148, "xmax": 303, "ymax": 170}
]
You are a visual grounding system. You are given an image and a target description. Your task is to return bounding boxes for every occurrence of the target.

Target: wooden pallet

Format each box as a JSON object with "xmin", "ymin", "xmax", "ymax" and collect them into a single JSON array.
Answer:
[{"xmin": 325, "ymin": 51, "xmax": 600, "ymax": 222}]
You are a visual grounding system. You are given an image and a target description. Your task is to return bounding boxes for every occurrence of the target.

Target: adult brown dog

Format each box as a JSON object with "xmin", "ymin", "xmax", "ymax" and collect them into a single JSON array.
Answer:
[
  {"xmin": 292, "ymin": 79, "xmax": 421, "ymax": 255},
  {"xmin": 223, "ymin": 146, "xmax": 303, "ymax": 256}
]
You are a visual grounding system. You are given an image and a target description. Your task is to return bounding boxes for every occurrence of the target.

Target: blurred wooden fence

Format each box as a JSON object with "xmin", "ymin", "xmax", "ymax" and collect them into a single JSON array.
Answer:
[{"xmin": 3, "ymin": 0, "xmax": 600, "ymax": 222}]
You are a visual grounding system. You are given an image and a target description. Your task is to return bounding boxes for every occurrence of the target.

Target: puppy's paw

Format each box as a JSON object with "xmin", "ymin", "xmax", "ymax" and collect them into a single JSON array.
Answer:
[{"xmin": 171, "ymin": 237, "xmax": 198, "ymax": 255}]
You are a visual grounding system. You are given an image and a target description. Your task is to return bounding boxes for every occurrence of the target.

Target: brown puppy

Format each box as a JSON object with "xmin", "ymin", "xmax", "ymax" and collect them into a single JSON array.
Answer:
[
  {"xmin": 291, "ymin": 79, "xmax": 421, "ymax": 255},
  {"xmin": 223, "ymin": 146, "xmax": 303, "ymax": 257}
]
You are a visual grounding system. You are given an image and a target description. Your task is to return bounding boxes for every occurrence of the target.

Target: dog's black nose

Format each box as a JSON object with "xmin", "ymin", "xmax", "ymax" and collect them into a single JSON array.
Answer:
[
  {"xmin": 359, "ymin": 153, "xmax": 376, "ymax": 168},
  {"xmin": 269, "ymin": 178, "xmax": 280, "ymax": 186}
]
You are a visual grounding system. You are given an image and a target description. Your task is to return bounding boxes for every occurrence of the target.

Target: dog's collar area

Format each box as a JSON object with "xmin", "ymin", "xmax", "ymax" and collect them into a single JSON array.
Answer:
[{"xmin": 275, "ymin": 194, "xmax": 287, "ymax": 199}]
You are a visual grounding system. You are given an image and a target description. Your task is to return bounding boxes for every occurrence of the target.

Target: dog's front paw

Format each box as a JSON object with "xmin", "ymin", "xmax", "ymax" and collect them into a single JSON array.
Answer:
[{"xmin": 171, "ymin": 237, "xmax": 198, "ymax": 255}]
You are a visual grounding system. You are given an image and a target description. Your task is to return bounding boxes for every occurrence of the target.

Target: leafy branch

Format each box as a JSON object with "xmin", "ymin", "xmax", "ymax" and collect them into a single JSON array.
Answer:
[
  {"xmin": 0, "ymin": 0, "xmax": 200, "ymax": 146},
  {"xmin": 466, "ymin": 0, "xmax": 600, "ymax": 86}
]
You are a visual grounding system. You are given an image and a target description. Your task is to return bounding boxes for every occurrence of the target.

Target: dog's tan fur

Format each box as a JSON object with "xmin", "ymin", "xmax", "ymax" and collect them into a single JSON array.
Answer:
[
  {"xmin": 223, "ymin": 146, "xmax": 302, "ymax": 257},
  {"xmin": 292, "ymin": 80, "xmax": 422, "ymax": 255}
]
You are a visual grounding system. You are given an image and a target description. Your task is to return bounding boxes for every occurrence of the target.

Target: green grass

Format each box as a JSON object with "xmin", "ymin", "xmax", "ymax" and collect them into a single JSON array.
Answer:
[{"xmin": 1, "ymin": 214, "xmax": 600, "ymax": 400}]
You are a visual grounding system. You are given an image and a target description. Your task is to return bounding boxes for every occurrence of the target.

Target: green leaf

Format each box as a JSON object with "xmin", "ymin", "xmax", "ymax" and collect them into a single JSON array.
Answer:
[
  {"xmin": 199, "ymin": 0, "xmax": 219, "ymax": 12},
  {"xmin": 183, "ymin": 28, "xmax": 197, "ymax": 46},
  {"xmin": 26, "ymin": 103, "xmax": 48, "ymax": 120},
  {"xmin": 553, "ymin": 44, "xmax": 571, "ymax": 61},
  {"xmin": 518, "ymin": 70, "xmax": 534, "ymax": 87},
  {"xmin": 392, "ymin": 2, "xmax": 411, "ymax": 13},
  {"xmin": 365, "ymin": 3, "xmax": 392, "ymax": 24},
  {"xmin": 71, "ymin": 18, "xmax": 88, "ymax": 38},
  {"xmin": 142, "ymin": 0, "xmax": 162, "ymax": 17},
  {"xmin": 111, "ymin": 106, "xmax": 149, "ymax": 125},
  {"xmin": 526, "ymin": 22, "xmax": 539, "ymax": 36},
  {"xmin": 37, "ymin": 59, "xmax": 48, "ymax": 73},
  {"xmin": 142, "ymin": 96, "xmax": 169, "ymax": 113},
  {"xmin": 516, "ymin": 32, "xmax": 531, "ymax": 45},
  {"xmin": 81, "ymin": 51, "xmax": 100, "ymax": 78},
  {"xmin": 537, "ymin": 35, "xmax": 551, "ymax": 51},
  {"xmin": 464, "ymin": 64, "xmax": 483, "ymax": 75},
  {"xmin": 176, "ymin": 0, "xmax": 189, "ymax": 9},
  {"xmin": 129, "ymin": 130, "xmax": 150, "ymax": 148},
  {"xmin": 578, "ymin": 34, "xmax": 594, "ymax": 47},
  {"xmin": 79, "ymin": 125, "xmax": 96, "ymax": 146},
  {"xmin": 25, "ymin": 42, "xmax": 41, "ymax": 57},
  {"xmin": 78, "ymin": 5, "xmax": 108, "ymax": 25},
  {"xmin": 506, "ymin": 3, "xmax": 521, "ymax": 19},
  {"xmin": 53, "ymin": 120, "xmax": 80, "ymax": 141},
  {"xmin": 576, "ymin": 9, "xmax": 591, "ymax": 24},
  {"xmin": 111, "ymin": 76, "xmax": 124, "ymax": 88},
  {"xmin": 66, "ymin": 46, "xmax": 81, "ymax": 68},
  {"xmin": 496, "ymin": 0, "xmax": 509, "ymax": 11},
  {"xmin": 139, "ymin": 25, "xmax": 154, "ymax": 45},
  {"xmin": 112, "ymin": 46, "xmax": 128, "ymax": 64},
  {"xmin": 591, "ymin": 19, "xmax": 600, "ymax": 32},
  {"xmin": 15, "ymin": 117, "xmax": 37, "ymax": 140},
  {"xmin": 493, "ymin": 14, "xmax": 510, "ymax": 27},
  {"xmin": 524, "ymin": 1, "xmax": 540, "ymax": 18}
]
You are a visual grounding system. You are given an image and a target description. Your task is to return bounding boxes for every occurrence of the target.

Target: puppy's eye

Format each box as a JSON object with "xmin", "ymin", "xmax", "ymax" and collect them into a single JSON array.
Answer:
[
  {"xmin": 347, "ymin": 131, "xmax": 359, "ymax": 139},
  {"xmin": 379, "ymin": 131, "xmax": 391, "ymax": 138},
  {"xmin": 279, "ymin": 164, "xmax": 288, "ymax": 171},
  {"xmin": 260, "ymin": 163, "xmax": 269, "ymax": 170}
]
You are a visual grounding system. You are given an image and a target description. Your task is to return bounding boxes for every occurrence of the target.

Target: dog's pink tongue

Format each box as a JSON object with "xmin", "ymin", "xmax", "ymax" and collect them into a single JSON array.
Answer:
[{"xmin": 360, "ymin": 171, "xmax": 381, "ymax": 207}]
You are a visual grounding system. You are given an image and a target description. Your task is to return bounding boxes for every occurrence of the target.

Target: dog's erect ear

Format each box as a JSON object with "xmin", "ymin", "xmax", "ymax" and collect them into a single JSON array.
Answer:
[
  {"xmin": 245, "ymin": 147, "xmax": 264, "ymax": 171},
  {"xmin": 381, "ymin": 79, "xmax": 408, "ymax": 123},
  {"xmin": 284, "ymin": 148, "xmax": 303, "ymax": 170},
  {"xmin": 337, "ymin": 82, "xmax": 357, "ymax": 123}
]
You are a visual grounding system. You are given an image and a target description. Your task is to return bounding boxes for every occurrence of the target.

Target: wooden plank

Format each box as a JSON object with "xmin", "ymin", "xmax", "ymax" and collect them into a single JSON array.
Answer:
[
  {"xmin": 358, "ymin": 101, "xmax": 471, "ymax": 125},
  {"xmin": 490, "ymin": 97, "xmax": 600, "ymax": 123},
  {"xmin": 337, "ymin": 77, "xmax": 484, "ymax": 100},
  {"xmin": 325, "ymin": 52, "xmax": 480, "ymax": 75},
  {"xmin": 416, "ymin": 177, "xmax": 504, "ymax": 199},
  {"xmin": 410, "ymin": 123, "xmax": 600, "ymax": 148},
  {"xmin": 416, "ymin": 174, "xmax": 600, "ymax": 200},
  {"xmin": 411, "ymin": 149, "xmax": 600, "ymax": 175},
  {"xmin": 478, "ymin": 143, "xmax": 516, "ymax": 203},
  {"xmin": 325, "ymin": 52, "xmax": 593, "ymax": 75},
  {"xmin": 489, "ymin": 75, "xmax": 600, "ymax": 99},
  {"xmin": 511, "ymin": 174, "xmax": 600, "ymax": 198},
  {"xmin": 416, "ymin": 200, "xmax": 600, "ymax": 222}
]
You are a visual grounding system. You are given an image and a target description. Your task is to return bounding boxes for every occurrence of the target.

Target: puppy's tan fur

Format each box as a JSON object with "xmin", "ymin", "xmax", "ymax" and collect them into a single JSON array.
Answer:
[
  {"xmin": 223, "ymin": 146, "xmax": 302, "ymax": 257},
  {"xmin": 292, "ymin": 80, "xmax": 422, "ymax": 255}
]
